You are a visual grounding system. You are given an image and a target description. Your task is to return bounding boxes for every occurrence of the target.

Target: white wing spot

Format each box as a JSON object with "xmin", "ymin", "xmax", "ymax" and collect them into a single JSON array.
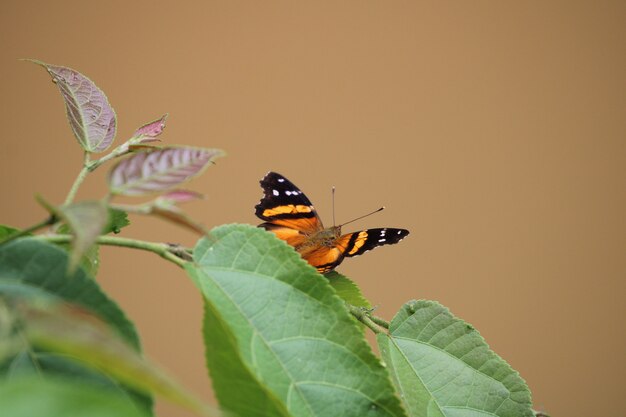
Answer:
[
  {"xmin": 380, "ymin": 230, "xmax": 386, "ymax": 236},
  {"xmin": 397, "ymin": 230, "xmax": 402, "ymax": 235},
  {"xmin": 278, "ymin": 178, "xmax": 285, "ymax": 182},
  {"xmin": 378, "ymin": 238, "xmax": 386, "ymax": 243},
  {"xmin": 272, "ymin": 189, "xmax": 279, "ymax": 196}
]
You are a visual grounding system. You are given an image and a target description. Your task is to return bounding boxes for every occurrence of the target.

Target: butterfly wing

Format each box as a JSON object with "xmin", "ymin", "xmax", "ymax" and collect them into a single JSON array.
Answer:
[
  {"xmin": 303, "ymin": 228, "xmax": 410, "ymax": 273},
  {"xmin": 335, "ymin": 228, "xmax": 410, "ymax": 258},
  {"xmin": 255, "ymin": 171, "xmax": 323, "ymax": 234},
  {"xmin": 304, "ymin": 246, "xmax": 345, "ymax": 273}
]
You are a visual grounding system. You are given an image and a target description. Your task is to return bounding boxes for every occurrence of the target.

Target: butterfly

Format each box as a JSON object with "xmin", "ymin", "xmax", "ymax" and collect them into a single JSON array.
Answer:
[{"xmin": 255, "ymin": 171, "xmax": 410, "ymax": 273}]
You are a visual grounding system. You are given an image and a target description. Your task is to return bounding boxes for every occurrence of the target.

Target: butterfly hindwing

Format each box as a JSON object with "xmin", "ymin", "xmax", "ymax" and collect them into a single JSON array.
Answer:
[
  {"xmin": 255, "ymin": 172, "xmax": 322, "ymax": 233},
  {"xmin": 336, "ymin": 228, "xmax": 410, "ymax": 258}
]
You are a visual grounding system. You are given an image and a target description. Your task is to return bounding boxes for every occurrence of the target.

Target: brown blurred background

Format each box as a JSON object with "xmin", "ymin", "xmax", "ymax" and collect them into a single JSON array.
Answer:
[{"xmin": 1, "ymin": 1, "xmax": 624, "ymax": 416}]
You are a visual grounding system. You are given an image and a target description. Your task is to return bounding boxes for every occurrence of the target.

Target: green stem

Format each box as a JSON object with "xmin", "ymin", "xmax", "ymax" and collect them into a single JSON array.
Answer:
[
  {"xmin": 347, "ymin": 304, "xmax": 386, "ymax": 334},
  {"xmin": 64, "ymin": 152, "xmax": 91, "ymax": 205},
  {"xmin": 88, "ymin": 141, "xmax": 131, "ymax": 172},
  {"xmin": 0, "ymin": 216, "xmax": 56, "ymax": 246},
  {"xmin": 35, "ymin": 235, "xmax": 188, "ymax": 268},
  {"xmin": 369, "ymin": 314, "xmax": 390, "ymax": 329}
]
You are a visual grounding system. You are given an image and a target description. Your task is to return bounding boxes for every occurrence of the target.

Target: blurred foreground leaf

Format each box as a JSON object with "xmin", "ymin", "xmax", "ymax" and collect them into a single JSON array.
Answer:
[{"xmin": 0, "ymin": 376, "xmax": 149, "ymax": 417}]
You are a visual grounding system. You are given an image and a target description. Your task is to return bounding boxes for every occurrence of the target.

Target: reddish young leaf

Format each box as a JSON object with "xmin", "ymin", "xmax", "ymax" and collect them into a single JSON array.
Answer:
[
  {"xmin": 132, "ymin": 114, "xmax": 168, "ymax": 143},
  {"xmin": 28, "ymin": 59, "xmax": 117, "ymax": 153},
  {"xmin": 156, "ymin": 190, "xmax": 205, "ymax": 205},
  {"xmin": 107, "ymin": 147, "xmax": 224, "ymax": 196}
]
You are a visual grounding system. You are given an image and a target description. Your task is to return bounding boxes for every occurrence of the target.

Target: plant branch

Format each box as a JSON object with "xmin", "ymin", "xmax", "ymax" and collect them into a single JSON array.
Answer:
[
  {"xmin": 368, "ymin": 314, "xmax": 390, "ymax": 329},
  {"xmin": 87, "ymin": 141, "xmax": 131, "ymax": 172},
  {"xmin": 0, "ymin": 216, "xmax": 56, "ymax": 246},
  {"xmin": 346, "ymin": 304, "xmax": 387, "ymax": 334},
  {"xmin": 64, "ymin": 152, "xmax": 91, "ymax": 205},
  {"xmin": 35, "ymin": 235, "xmax": 189, "ymax": 268}
]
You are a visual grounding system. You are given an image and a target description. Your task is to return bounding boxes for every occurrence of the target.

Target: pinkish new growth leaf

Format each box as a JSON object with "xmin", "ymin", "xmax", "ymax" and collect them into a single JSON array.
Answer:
[
  {"xmin": 107, "ymin": 146, "xmax": 224, "ymax": 196},
  {"xmin": 28, "ymin": 60, "xmax": 117, "ymax": 153},
  {"xmin": 157, "ymin": 190, "xmax": 205, "ymax": 206},
  {"xmin": 132, "ymin": 114, "xmax": 168, "ymax": 143}
]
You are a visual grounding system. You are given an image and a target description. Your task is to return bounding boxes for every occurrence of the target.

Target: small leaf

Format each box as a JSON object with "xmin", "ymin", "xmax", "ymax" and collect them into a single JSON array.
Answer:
[
  {"xmin": 325, "ymin": 271, "xmax": 372, "ymax": 308},
  {"xmin": 27, "ymin": 59, "xmax": 116, "ymax": 153},
  {"xmin": 105, "ymin": 208, "xmax": 130, "ymax": 234},
  {"xmin": 57, "ymin": 201, "xmax": 108, "ymax": 272},
  {"xmin": 133, "ymin": 114, "xmax": 168, "ymax": 142},
  {"xmin": 377, "ymin": 300, "xmax": 534, "ymax": 417},
  {"xmin": 107, "ymin": 147, "xmax": 224, "ymax": 196},
  {"xmin": 0, "ymin": 225, "xmax": 21, "ymax": 240}
]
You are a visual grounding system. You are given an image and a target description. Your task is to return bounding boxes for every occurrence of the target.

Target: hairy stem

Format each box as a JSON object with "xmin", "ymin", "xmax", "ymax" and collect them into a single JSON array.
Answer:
[
  {"xmin": 0, "ymin": 216, "xmax": 56, "ymax": 246},
  {"xmin": 369, "ymin": 314, "xmax": 390, "ymax": 329},
  {"xmin": 35, "ymin": 235, "xmax": 189, "ymax": 268},
  {"xmin": 346, "ymin": 304, "xmax": 387, "ymax": 334},
  {"xmin": 64, "ymin": 152, "xmax": 91, "ymax": 205},
  {"xmin": 88, "ymin": 141, "xmax": 131, "ymax": 172}
]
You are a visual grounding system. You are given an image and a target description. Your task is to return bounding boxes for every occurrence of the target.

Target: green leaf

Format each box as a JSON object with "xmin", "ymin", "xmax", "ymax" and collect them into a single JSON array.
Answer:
[
  {"xmin": 55, "ymin": 208, "xmax": 128, "ymax": 276},
  {"xmin": 57, "ymin": 200, "xmax": 108, "ymax": 272},
  {"xmin": 200, "ymin": 298, "xmax": 293, "ymax": 417},
  {"xmin": 0, "ymin": 238, "xmax": 151, "ymax": 412},
  {"xmin": 187, "ymin": 224, "xmax": 406, "ymax": 417},
  {"xmin": 325, "ymin": 271, "xmax": 372, "ymax": 308},
  {"xmin": 105, "ymin": 208, "xmax": 130, "ymax": 234},
  {"xmin": 0, "ymin": 376, "xmax": 149, "ymax": 417},
  {"xmin": 377, "ymin": 300, "xmax": 533, "ymax": 417},
  {"xmin": 0, "ymin": 225, "xmax": 21, "ymax": 240}
]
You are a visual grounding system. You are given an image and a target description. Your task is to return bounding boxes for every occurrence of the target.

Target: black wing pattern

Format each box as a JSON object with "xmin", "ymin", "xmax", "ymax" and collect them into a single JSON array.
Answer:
[{"xmin": 255, "ymin": 172, "xmax": 322, "ymax": 232}]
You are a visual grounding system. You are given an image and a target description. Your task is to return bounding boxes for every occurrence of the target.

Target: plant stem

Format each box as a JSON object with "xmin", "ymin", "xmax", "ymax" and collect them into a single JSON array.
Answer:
[
  {"xmin": 35, "ymin": 235, "xmax": 189, "ymax": 268},
  {"xmin": 369, "ymin": 314, "xmax": 390, "ymax": 329},
  {"xmin": 87, "ymin": 141, "xmax": 131, "ymax": 172},
  {"xmin": 64, "ymin": 152, "xmax": 91, "ymax": 205},
  {"xmin": 346, "ymin": 304, "xmax": 386, "ymax": 334},
  {"xmin": 0, "ymin": 216, "xmax": 56, "ymax": 246}
]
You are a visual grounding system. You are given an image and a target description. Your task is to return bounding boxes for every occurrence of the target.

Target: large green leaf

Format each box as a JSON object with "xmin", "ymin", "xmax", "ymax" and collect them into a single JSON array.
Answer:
[
  {"xmin": 0, "ymin": 376, "xmax": 148, "ymax": 417},
  {"xmin": 187, "ymin": 224, "xmax": 406, "ymax": 417},
  {"xmin": 200, "ymin": 298, "xmax": 293, "ymax": 417},
  {"xmin": 377, "ymin": 300, "xmax": 533, "ymax": 417}
]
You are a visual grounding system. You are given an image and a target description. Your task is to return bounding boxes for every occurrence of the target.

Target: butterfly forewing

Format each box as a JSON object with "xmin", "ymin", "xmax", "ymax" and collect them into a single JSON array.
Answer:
[{"xmin": 255, "ymin": 172, "xmax": 322, "ymax": 233}]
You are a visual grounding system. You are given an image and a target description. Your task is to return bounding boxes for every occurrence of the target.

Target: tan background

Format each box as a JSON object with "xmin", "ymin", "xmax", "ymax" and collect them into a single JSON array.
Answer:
[{"xmin": 1, "ymin": 1, "xmax": 624, "ymax": 416}]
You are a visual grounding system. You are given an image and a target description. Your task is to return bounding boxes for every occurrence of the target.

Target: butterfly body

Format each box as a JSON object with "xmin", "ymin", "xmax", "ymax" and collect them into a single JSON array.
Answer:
[{"xmin": 255, "ymin": 172, "xmax": 409, "ymax": 273}]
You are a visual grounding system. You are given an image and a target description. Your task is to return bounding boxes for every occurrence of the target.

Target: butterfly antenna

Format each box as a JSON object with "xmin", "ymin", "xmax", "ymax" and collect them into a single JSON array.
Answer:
[
  {"xmin": 332, "ymin": 186, "xmax": 336, "ymax": 227},
  {"xmin": 339, "ymin": 206, "xmax": 385, "ymax": 227}
]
